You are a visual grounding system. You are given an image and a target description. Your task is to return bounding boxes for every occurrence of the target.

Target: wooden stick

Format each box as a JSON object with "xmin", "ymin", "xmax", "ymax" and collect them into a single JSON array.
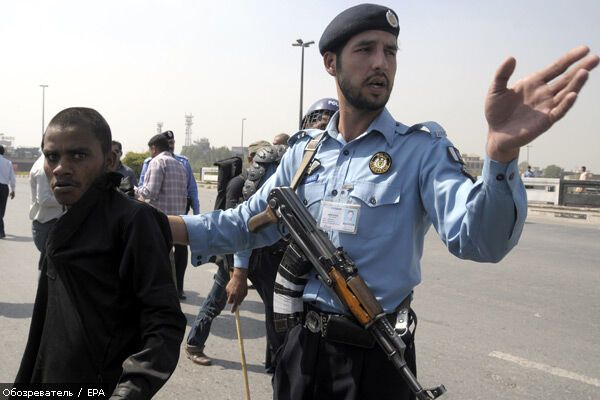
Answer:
[{"xmin": 234, "ymin": 308, "xmax": 251, "ymax": 400}]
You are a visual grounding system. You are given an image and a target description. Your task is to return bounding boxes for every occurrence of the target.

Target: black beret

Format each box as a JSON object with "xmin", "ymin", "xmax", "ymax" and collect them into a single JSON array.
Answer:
[{"xmin": 319, "ymin": 4, "xmax": 399, "ymax": 55}]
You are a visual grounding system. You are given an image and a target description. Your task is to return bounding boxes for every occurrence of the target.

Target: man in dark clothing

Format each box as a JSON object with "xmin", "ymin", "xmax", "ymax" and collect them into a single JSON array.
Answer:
[
  {"xmin": 14, "ymin": 107, "xmax": 186, "ymax": 399},
  {"xmin": 111, "ymin": 140, "xmax": 137, "ymax": 185},
  {"xmin": 186, "ymin": 140, "xmax": 286, "ymax": 372}
]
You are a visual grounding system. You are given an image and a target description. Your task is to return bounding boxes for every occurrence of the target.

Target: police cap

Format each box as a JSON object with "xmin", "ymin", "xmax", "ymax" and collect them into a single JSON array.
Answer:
[
  {"xmin": 162, "ymin": 130, "xmax": 175, "ymax": 140},
  {"xmin": 319, "ymin": 4, "xmax": 399, "ymax": 55}
]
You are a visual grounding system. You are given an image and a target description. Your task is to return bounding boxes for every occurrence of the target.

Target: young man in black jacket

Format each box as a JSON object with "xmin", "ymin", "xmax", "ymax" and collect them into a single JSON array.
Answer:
[{"xmin": 14, "ymin": 107, "xmax": 186, "ymax": 399}]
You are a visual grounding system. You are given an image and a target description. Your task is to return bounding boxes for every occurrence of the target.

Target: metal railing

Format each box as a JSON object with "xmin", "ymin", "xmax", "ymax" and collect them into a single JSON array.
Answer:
[{"xmin": 559, "ymin": 180, "xmax": 600, "ymax": 208}]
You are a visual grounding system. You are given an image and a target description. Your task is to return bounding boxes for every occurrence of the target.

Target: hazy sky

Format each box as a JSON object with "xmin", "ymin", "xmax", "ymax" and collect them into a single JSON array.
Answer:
[{"xmin": 1, "ymin": 0, "xmax": 599, "ymax": 171}]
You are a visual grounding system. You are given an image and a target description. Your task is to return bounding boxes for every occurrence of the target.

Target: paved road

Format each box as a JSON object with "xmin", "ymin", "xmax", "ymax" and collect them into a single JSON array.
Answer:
[{"xmin": 1, "ymin": 177, "xmax": 599, "ymax": 399}]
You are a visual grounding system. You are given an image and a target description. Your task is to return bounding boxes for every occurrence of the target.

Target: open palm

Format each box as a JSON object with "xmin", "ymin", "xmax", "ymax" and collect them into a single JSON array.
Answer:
[{"xmin": 485, "ymin": 46, "xmax": 599, "ymax": 163}]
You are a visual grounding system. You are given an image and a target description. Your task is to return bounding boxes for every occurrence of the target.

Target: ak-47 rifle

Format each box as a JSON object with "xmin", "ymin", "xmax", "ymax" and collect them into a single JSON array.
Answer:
[{"xmin": 248, "ymin": 186, "xmax": 446, "ymax": 400}]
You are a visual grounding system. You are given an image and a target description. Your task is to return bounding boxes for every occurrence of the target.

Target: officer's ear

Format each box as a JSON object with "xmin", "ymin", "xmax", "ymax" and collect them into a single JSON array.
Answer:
[{"xmin": 323, "ymin": 52, "xmax": 337, "ymax": 77}]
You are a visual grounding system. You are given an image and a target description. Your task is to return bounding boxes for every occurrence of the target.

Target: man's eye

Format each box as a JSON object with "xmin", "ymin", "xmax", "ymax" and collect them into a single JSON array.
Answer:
[
  {"xmin": 45, "ymin": 154, "xmax": 58, "ymax": 163},
  {"xmin": 73, "ymin": 153, "xmax": 87, "ymax": 160}
]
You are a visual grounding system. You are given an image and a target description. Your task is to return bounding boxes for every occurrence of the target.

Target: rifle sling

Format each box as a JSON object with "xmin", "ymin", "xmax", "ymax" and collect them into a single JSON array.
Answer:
[{"xmin": 290, "ymin": 132, "xmax": 325, "ymax": 191}]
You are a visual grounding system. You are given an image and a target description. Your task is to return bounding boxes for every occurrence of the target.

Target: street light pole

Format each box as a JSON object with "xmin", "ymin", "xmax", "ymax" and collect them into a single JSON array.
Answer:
[
  {"xmin": 241, "ymin": 118, "xmax": 246, "ymax": 157},
  {"xmin": 526, "ymin": 145, "xmax": 532, "ymax": 165},
  {"xmin": 292, "ymin": 39, "xmax": 314, "ymax": 128},
  {"xmin": 40, "ymin": 84, "xmax": 48, "ymax": 135}
]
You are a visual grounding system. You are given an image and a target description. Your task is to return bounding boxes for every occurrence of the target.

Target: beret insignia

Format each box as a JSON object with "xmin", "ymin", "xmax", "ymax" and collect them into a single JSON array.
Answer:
[{"xmin": 386, "ymin": 10, "xmax": 399, "ymax": 28}]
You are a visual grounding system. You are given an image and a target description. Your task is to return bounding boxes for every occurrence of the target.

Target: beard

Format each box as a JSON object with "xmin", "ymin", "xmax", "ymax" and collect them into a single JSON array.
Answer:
[{"xmin": 338, "ymin": 72, "xmax": 392, "ymax": 111}]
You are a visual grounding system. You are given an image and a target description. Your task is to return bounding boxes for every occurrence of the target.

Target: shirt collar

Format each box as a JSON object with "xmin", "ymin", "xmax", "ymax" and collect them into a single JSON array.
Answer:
[{"xmin": 324, "ymin": 108, "xmax": 404, "ymax": 147}]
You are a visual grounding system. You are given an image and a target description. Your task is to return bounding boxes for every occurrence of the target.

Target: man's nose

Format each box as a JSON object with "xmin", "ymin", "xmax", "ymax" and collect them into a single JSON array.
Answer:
[
  {"xmin": 52, "ymin": 158, "xmax": 73, "ymax": 176},
  {"xmin": 371, "ymin": 46, "xmax": 389, "ymax": 70}
]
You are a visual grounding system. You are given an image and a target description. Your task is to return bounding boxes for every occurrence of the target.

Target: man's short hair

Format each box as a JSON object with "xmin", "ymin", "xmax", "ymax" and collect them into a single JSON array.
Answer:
[
  {"xmin": 112, "ymin": 140, "xmax": 122, "ymax": 152},
  {"xmin": 148, "ymin": 134, "xmax": 170, "ymax": 153},
  {"xmin": 45, "ymin": 107, "xmax": 112, "ymax": 155},
  {"xmin": 0, "ymin": 145, "xmax": 4, "ymax": 155},
  {"xmin": 273, "ymin": 133, "xmax": 290, "ymax": 146}
]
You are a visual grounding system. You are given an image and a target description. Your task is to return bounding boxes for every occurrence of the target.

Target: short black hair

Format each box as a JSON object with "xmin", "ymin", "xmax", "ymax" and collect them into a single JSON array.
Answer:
[
  {"xmin": 112, "ymin": 140, "xmax": 122, "ymax": 151},
  {"xmin": 148, "ymin": 134, "xmax": 170, "ymax": 153},
  {"xmin": 45, "ymin": 107, "xmax": 112, "ymax": 155},
  {"xmin": 0, "ymin": 145, "xmax": 4, "ymax": 155}
]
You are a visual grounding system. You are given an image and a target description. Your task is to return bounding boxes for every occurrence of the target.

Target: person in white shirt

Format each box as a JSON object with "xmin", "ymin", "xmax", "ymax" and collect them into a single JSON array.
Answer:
[
  {"xmin": 29, "ymin": 154, "xmax": 64, "ymax": 266},
  {"xmin": 579, "ymin": 166, "xmax": 592, "ymax": 181},
  {"xmin": 0, "ymin": 144, "xmax": 16, "ymax": 239}
]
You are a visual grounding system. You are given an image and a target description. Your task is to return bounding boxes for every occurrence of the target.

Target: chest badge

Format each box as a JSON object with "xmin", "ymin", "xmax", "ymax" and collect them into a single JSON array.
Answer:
[{"xmin": 369, "ymin": 152, "xmax": 392, "ymax": 174}]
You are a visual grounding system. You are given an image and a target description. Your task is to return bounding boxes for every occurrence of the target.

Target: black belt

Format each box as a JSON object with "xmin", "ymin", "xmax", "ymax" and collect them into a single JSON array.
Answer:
[
  {"xmin": 303, "ymin": 305, "xmax": 377, "ymax": 348},
  {"xmin": 302, "ymin": 293, "xmax": 414, "ymax": 349},
  {"xmin": 273, "ymin": 294, "xmax": 414, "ymax": 335}
]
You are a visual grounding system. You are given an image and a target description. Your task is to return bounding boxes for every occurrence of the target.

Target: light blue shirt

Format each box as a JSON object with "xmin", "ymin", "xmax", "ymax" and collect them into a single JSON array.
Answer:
[
  {"xmin": 139, "ymin": 153, "xmax": 200, "ymax": 214},
  {"xmin": 183, "ymin": 109, "xmax": 527, "ymax": 314},
  {"xmin": 0, "ymin": 154, "xmax": 16, "ymax": 191}
]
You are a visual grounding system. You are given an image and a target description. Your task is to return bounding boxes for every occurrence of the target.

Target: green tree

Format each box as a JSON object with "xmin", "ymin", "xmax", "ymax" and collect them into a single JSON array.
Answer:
[
  {"xmin": 181, "ymin": 145, "xmax": 235, "ymax": 172},
  {"xmin": 122, "ymin": 151, "xmax": 149, "ymax": 179},
  {"xmin": 542, "ymin": 164, "xmax": 564, "ymax": 178}
]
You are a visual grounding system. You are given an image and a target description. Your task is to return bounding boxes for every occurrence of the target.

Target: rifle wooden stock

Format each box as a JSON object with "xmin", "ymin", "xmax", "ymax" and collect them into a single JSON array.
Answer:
[
  {"xmin": 248, "ymin": 207, "xmax": 277, "ymax": 232},
  {"xmin": 328, "ymin": 269, "xmax": 372, "ymax": 326},
  {"xmin": 346, "ymin": 275, "xmax": 384, "ymax": 320}
]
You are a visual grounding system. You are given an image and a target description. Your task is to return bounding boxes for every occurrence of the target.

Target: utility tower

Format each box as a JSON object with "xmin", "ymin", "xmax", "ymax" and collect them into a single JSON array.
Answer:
[
  {"xmin": 156, "ymin": 122, "xmax": 163, "ymax": 134},
  {"xmin": 185, "ymin": 114, "xmax": 193, "ymax": 146}
]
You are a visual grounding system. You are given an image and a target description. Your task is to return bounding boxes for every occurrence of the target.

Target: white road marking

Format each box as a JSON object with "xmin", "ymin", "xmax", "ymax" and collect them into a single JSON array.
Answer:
[{"xmin": 489, "ymin": 351, "xmax": 600, "ymax": 388}]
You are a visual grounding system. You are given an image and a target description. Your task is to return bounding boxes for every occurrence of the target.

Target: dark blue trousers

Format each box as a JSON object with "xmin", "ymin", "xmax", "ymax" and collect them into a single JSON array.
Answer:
[{"xmin": 0, "ymin": 183, "xmax": 8, "ymax": 236}]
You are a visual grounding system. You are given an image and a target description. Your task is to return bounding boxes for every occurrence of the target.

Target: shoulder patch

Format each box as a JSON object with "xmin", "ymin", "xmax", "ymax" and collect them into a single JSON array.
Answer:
[
  {"xmin": 446, "ymin": 146, "xmax": 464, "ymax": 165},
  {"xmin": 446, "ymin": 146, "xmax": 476, "ymax": 183},
  {"xmin": 406, "ymin": 121, "xmax": 446, "ymax": 138}
]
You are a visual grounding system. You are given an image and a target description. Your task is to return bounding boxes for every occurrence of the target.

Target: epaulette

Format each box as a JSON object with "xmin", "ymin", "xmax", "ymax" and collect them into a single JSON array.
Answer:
[
  {"xmin": 288, "ymin": 129, "xmax": 324, "ymax": 146},
  {"xmin": 406, "ymin": 121, "xmax": 446, "ymax": 139}
]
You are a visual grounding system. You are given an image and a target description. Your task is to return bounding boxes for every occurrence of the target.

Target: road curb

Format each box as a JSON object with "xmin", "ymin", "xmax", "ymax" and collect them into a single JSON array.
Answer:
[{"xmin": 528, "ymin": 204, "xmax": 600, "ymax": 225}]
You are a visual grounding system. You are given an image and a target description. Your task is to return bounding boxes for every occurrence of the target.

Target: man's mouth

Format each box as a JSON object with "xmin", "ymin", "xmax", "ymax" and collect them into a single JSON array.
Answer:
[
  {"xmin": 366, "ymin": 75, "xmax": 388, "ymax": 90},
  {"xmin": 53, "ymin": 181, "xmax": 77, "ymax": 192}
]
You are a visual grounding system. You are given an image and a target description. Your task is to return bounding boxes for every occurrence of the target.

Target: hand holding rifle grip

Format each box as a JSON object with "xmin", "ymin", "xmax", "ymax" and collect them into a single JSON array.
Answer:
[{"xmin": 248, "ymin": 204, "xmax": 278, "ymax": 232}]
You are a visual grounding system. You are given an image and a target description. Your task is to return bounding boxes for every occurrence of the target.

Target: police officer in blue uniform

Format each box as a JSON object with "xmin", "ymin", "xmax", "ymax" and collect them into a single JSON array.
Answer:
[{"xmin": 169, "ymin": 4, "xmax": 598, "ymax": 399}]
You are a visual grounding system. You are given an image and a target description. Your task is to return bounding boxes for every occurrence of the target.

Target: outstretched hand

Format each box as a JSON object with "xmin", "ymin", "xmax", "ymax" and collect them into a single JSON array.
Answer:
[{"xmin": 485, "ymin": 45, "xmax": 599, "ymax": 163}]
